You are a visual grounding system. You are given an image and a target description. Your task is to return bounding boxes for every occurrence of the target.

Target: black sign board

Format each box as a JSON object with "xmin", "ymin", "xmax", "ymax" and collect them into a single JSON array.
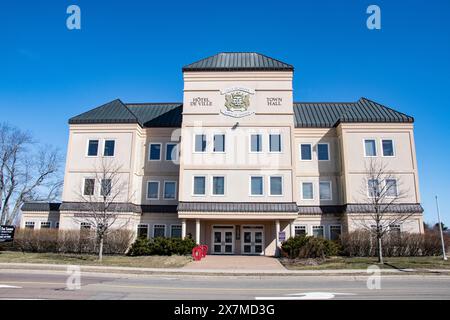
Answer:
[{"xmin": 0, "ymin": 225, "xmax": 15, "ymax": 242}]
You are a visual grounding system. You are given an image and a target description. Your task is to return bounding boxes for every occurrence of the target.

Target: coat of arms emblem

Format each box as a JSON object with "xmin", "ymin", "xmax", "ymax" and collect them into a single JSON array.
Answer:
[{"xmin": 220, "ymin": 87, "xmax": 255, "ymax": 118}]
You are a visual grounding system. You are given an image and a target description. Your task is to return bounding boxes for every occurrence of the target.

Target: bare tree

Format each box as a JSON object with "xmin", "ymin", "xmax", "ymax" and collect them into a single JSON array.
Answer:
[
  {"xmin": 0, "ymin": 123, "xmax": 62, "ymax": 225},
  {"xmin": 351, "ymin": 158, "xmax": 413, "ymax": 264},
  {"xmin": 74, "ymin": 157, "xmax": 132, "ymax": 262}
]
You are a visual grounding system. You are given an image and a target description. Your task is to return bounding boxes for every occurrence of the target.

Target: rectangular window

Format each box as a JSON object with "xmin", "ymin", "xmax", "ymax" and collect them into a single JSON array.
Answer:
[
  {"xmin": 300, "ymin": 144, "xmax": 312, "ymax": 160},
  {"xmin": 83, "ymin": 178, "xmax": 95, "ymax": 196},
  {"xmin": 317, "ymin": 143, "xmax": 329, "ymax": 161},
  {"xmin": 390, "ymin": 224, "xmax": 401, "ymax": 236},
  {"xmin": 302, "ymin": 182, "xmax": 314, "ymax": 200},
  {"xmin": 100, "ymin": 179, "xmax": 112, "ymax": 196},
  {"xmin": 368, "ymin": 179, "xmax": 380, "ymax": 198},
  {"xmin": 147, "ymin": 181, "xmax": 160, "ymax": 200},
  {"xmin": 250, "ymin": 134, "xmax": 262, "ymax": 152},
  {"xmin": 163, "ymin": 181, "xmax": 177, "ymax": 200},
  {"xmin": 213, "ymin": 134, "xmax": 225, "ymax": 152},
  {"xmin": 312, "ymin": 226, "xmax": 324, "ymax": 238},
  {"xmin": 165, "ymin": 143, "xmax": 177, "ymax": 161},
  {"xmin": 364, "ymin": 139, "xmax": 377, "ymax": 157},
  {"xmin": 80, "ymin": 222, "xmax": 91, "ymax": 230},
  {"xmin": 149, "ymin": 143, "xmax": 161, "ymax": 160},
  {"xmin": 329, "ymin": 225, "xmax": 342, "ymax": 241},
  {"xmin": 269, "ymin": 176, "xmax": 283, "ymax": 196},
  {"xmin": 153, "ymin": 224, "xmax": 166, "ymax": 238},
  {"xmin": 212, "ymin": 176, "xmax": 225, "ymax": 195},
  {"xmin": 319, "ymin": 181, "xmax": 332, "ymax": 200},
  {"xmin": 385, "ymin": 179, "xmax": 398, "ymax": 197},
  {"xmin": 103, "ymin": 140, "xmax": 115, "ymax": 157},
  {"xmin": 250, "ymin": 176, "xmax": 264, "ymax": 196},
  {"xmin": 25, "ymin": 222, "xmax": 35, "ymax": 229},
  {"xmin": 382, "ymin": 139, "xmax": 394, "ymax": 157},
  {"xmin": 195, "ymin": 134, "xmax": 207, "ymax": 152},
  {"xmin": 171, "ymin": 225, "xmax": 182, "ymax": 238},
  {"xmin": 269, "ymin": 134, "xmax": 281, "ymax": 152},
  {"xmin": 87, "ymin": 140, "xmax": 99, "ymax": 156},
  {"xmin": 40, "ymin": 222, "xmax": 51, "ymax": 229},
  {"xmin": 193, "ymin": 176, "xmax": 206, "ymax": 195},
  {"xmin": 137, "ymin": 224, "xmax": 148, "ymax": 239},
  {"xmin": 294, "ymin": 225, "xmax": 306, "ymax": 237}
]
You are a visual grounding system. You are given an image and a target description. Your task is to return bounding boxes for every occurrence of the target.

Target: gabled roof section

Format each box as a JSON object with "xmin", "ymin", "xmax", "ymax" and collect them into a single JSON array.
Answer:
[
  {"xmin": 293, "ymin": 97, "xmax": 414, "ymax": 128},
  {"xmin": 183, "ymin": 52, "xmax": 294, "ymax": 72},
  {"xmin": 69, "ymin": 99, "xmax": 139, "ymax": 125}
]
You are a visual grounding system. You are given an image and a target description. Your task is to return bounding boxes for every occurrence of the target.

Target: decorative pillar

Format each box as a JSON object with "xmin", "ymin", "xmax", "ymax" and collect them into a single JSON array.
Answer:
[
  {"xmin": 275, "ymin": 219, "xmax": 280, "ymax": 256},
  {"xmin": 181, "ymin": 219, "xmax": 187, "ymax": 239},
  {"xmin": 290, "ymin": 222, "xmax": 295, "ymax": 238},
  {"xmin": 195, "ymin": 219, "xmax": 201, "ymax": 245}
]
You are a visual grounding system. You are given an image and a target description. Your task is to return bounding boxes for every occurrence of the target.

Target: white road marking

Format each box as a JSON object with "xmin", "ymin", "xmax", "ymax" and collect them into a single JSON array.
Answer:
[
  {"xmin": 0, "ymin": 284, "xmax": 22, "ymax": 289},
  {"xmin": 255, "ymin": 292, "xmax": 356, "ymax": 300}
]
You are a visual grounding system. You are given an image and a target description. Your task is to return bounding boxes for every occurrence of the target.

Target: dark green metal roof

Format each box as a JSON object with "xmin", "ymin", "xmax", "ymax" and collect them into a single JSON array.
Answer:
[
  {"xmin": 183, "ymin": 52, "xmax": 294, "ymax": 72},
  {"xmin": 293, "ymin": 97, "xmax": 414, "ymax": 128}
]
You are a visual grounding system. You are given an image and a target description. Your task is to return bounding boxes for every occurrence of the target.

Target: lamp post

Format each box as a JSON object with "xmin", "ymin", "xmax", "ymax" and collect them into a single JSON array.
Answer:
[{"xmin": 435, "ymin": 196, "xmax": 448, "ymax": 261}]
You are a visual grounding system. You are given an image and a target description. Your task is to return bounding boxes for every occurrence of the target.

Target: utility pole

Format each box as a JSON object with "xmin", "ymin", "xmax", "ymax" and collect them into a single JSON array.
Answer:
[{"xmin": 435, "ymin": 196, "xmax": 448, "ymax": 261}]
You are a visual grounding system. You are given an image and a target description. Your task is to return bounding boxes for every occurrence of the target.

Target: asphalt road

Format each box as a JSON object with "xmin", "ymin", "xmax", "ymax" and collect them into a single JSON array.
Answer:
[{"xmin": 0, "ymin": 269, "xmax": 449, "ymax": 300}]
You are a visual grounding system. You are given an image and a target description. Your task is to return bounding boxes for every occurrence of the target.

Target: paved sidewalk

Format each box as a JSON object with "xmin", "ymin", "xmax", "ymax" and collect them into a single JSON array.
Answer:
[{"xmin": 182, "ymin": 255, "xmax": 286, "ymax": 271}]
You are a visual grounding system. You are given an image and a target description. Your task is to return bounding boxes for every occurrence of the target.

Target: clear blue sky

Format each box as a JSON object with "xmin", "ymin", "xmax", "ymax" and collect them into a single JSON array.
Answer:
[{"xmin": 0, "ymin": 0, "xmax": 449, "ymax": 225}]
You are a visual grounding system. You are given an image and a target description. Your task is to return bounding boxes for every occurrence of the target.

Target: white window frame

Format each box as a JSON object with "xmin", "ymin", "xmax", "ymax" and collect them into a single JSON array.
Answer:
[
  {"xmin": 269, "ymin": 133, "xmax": 282, "ymax": 153},
  {"xmin": 80, "ymin": 222, "xmax": 91, "ymax": 230},
  {"xmin": 249, "ymin": 175, "xmax": 264, "ymax": 197},
  {"xmin": 163, "ymin": 180, "xmax": 177, "ymax": 200},
  {"xmin": 103, "ymin": 139, "xmax": 116, "ymax": 157},
  {"xmin": 363, "ymin": 139, "xmax": 377, "ymax": 157},
  {"xmin": 385, "ymin": 178, "xmax": 398, "ymax": 198},
  {"xmin": 153, "ymin": 224, "xmax": 166, "ymax": 238},
  {"xmin": 86, "ymin": 139, "xmax": 100, "ymax": 157},
  {"xmin": 381, "ymin": 139, "xmax": 395, "ymax": 157},
  {"xmin": 213, "ymin": 133, "xmax": 226, "ymax": 153},
  {"xmin": 170, "ymin": 224, "xmax": 182, "ymax": 238},
  {"xmin": 317, "ymin": 143, "xmax": 330, "ymax": 161},
  {"xmin": 146, "ymin": 180, "xmax": 160, "ymax": 200},
  {"xmin": 148, "ymin": 143, "xmax": 162, "ymax": 161},
  {"xmin": 192, "ymin": 176, "xmax": 207, "ymax": 196},
  {"xmin": 367, "ymin": 179, "xmax": 380, "ymax": 198},
  {"xmin": 268, "ymin": 175, "xmax": 283, "ymax": 197},
  {"xmin": 389, "ymin": 224, "xmax": 401, "ymax": 232},
  {"xmin": 294, "ymin": 225, "xmax": 307, "ymax": 237},
  {"xmin": 137, "ymin": 223, "xmax": 149, "ymax": 239},
  {"xmin": 312, "ymin": 225, "xmax": 324, "ymax": 238},
  {"xmin": 165, "ymin": 143, "xmax": 178, "ymax": 161},
  {"xmin": 329, "ymin": 225, "xmax": 342, "ymax": 240},
  {"xmin": 211, "ymin": 175, "xmax": 226, "ymax": 196},
  {"xmin": 249, "ymin": 133, "xmax": 263, "ymax": 153},
  {"xmin": 193, "ymin": 134, "xmax": 207, "ymax": 153},
  {"xmin": 301, "ymin": 182, "xmax": 314, "ymax": 200},
  {"xmin": 319, "ymin": 181, "xmax": 332, "ymax": 201},
  {"xmin": 299, "ymin": 143, "xmax": 313, "ymax": 161},
  {"xmin": 24, "ymin": 221, "xmax": 35, "ymax": 229},
  {"xmin": 40, "ymin": 221, "xmax": 52, "ymax": 229},
  {"xmin": 82, "ymin": 177, "xmax": 96, "ymax": 196},
  {"xmin": 99, "ymin": 178, "xmax": 112, "ymax": 197}
]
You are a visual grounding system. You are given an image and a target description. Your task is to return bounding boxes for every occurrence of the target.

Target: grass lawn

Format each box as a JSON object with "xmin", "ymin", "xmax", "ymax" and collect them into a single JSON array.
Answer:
[
  {"xmin": 0, "ymin": 251, "xmax": 191, "ymax": 268},
  {"xmin": 280, "ymin": 256, "xmax": 450, "ymax": 270}
]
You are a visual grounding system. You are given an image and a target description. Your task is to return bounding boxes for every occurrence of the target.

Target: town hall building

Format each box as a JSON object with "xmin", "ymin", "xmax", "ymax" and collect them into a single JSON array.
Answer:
[{"xmin": 20, "ymin": 52, "xmax": 424, "ymax": 256}]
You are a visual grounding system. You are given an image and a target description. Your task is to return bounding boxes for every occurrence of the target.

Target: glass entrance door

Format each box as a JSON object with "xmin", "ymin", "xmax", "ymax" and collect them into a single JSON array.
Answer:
[
  {"xmin": 212, "ymin": 226, "xmax": 234, "ymax": 254},
  {"xmin": 242, "ymin": 226, "xmax": 264, "ymax": 255}
]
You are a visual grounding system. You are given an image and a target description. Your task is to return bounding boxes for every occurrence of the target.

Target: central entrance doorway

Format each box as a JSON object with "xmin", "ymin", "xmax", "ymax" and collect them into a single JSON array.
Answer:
[
  {"xmin": 212, "ymin": 225, "xmax": 235, "ymax": 254},
  {"xmin": 242, "ymin": 225, "xmax": 264, "ymax": 255}
]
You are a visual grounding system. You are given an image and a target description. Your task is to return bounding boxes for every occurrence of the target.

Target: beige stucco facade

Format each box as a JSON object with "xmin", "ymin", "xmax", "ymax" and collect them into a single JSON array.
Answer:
[{"xmin": 21, "ymin": 53, "xmax": 423, "ymax": 256}]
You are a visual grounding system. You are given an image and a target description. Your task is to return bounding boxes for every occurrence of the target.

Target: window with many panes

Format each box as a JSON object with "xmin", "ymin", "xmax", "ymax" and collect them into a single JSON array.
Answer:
[
  {"xmin": 212, "ymin": 176, "xmax": 225, "ymax": 195},
  {"xmin": 300, "ymin": 144, "xmax": 312, "ymax": 160},
  {"xmin": 153, "ymin": 224, "xmax": 166, "ymax": 238},
  {"xmin": 329, "ymin": 225, "xmax": 341, "ymax": 241},
  {"xmin": 40, "ymin": 222, "xmax": 51, "ymax": 229},
  {"xmin": 269, "ymin": 176, "xmax": 283, "ymax": 196},
  {"xmin": 163, "ymin": 181, "xmax": 176, "ymax": 200},
  {"xmin": 312, "ymin": 226, "xmax": 324, "ymax": 238},
  {"xmin": 368, "ymin": 179, "xmax": 380, "ymax": 198},
  {"xmin": 25, "ymin": 222, "xmax": 35, "ymax": 229},
  {"xmin": 294, "ymin": 225, "xmax": 306, "ymax": 237},
  {"xmin": 385, "ymin": 179, "xmax": 398, "ymax": 197},
  {"xmin": 193, "ymin": 176, "xmax": 206, "ymax": 195},
  {"xmin": 147, "ymin": 181, "xmax": 159, "ymax": 200},
  {"xmin": 137, "ymin": 224, "xmax": 148, "ymax": 239},
  {"xmin": 103, "ymin": 140, "xmax": 115, "ymax": 157},
  {"xmin": 382, "ymin": 139, "xmax": 394, "ymax": 157},
  {"xmin": 213, "ymin": 134, "xmax": 225, "ymax": 152},
  {"xmin": 83, "ymin": 178, "xmax": 95, "ymax": 196},
  {"xmin": 195, "ymin": 134, "xmax": 207, "ymax": 152},
  {"xmin": 166, "ymin": 143, "xmax": 177, "ymax": 161},
  {"xmin": 390, "ymin": 224, "xmax": 401, "ymax": 238},
  {"xmin": 364, "ymin": 139, "xmax": 377, "ymax": 157},
  {"xmin": 87, "ymin": 140, "xmax": 99, "ymax": 156},
  {"xmin": 171, "ymin": 225, "xmax": 182, "ymax": 238},
  {"xmin": 269, "ymin": 134, "xmax": 281, "ymax": 152},
  {"xmin": 317, "ymin": 143, "xmax": 329, "ymax": 161},
  {"xmin": 149, "ymin": 143, "xmax": 161, "ymax": 160},
  {"xmin": 250, "ymin": 176, "xmax": 264, "ymax": 196},
  {"xmin": 302, "ymin": 182, "xmax": 313, "ymax": 200},
  {"xmin": 250, "ymin": 134, "xmax": 262, "ymax": 152},
  {"xmin": 319, "ymin": 181, "xmax": 332, "ymax": 200},
  {"xmin": 80, "ymin": 222, "xmax": 91, "ymax": 230}
]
